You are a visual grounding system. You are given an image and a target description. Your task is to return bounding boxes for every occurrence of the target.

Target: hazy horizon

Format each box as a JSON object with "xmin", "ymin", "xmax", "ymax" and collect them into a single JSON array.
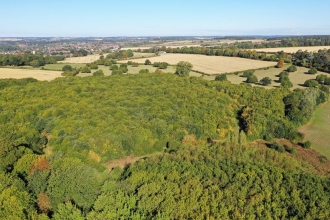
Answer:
[{"xmin": 1, "ymin": 0, "xmax": 330, "ymax": 37}]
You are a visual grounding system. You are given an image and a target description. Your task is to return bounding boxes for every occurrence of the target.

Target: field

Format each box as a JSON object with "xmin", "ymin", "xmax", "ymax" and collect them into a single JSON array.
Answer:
[
  {"xmin": 123, "ymin": 54, "xmax": 277, "ymax": 75},
  {"xmin": 225, "ymin": 65, "xmax": 324, "ymax": 89},
  {"xmin": 78, "ymin": 64, "xmax": 176, "ymax": 77},
  {"xmin": 299, "ymin": 102, "xmax": 330, "ymax": 158},
  {"xmin": 58, "ymin": 54, "xmax": 103, "ymax": 64},
  {"xmin": 255, "ymin": 46, "xmax": 330, "ymax": 53},
  {"xmin": 42, "ymin": 63, "xmax": 85, "ymax": 71},
  {"xmin": 0, "ymin": 68, "xmax": 62, "ymax": 81},
  {"xmin": 131, "ymin": 52, "xmax": 157, "ymax": 58}
]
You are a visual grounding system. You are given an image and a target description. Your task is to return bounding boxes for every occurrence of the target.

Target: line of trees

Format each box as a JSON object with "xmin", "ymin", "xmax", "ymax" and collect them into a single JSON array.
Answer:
[{"xmin": 0, "ymin": 53, "xmax": 61, "ymax": 67}]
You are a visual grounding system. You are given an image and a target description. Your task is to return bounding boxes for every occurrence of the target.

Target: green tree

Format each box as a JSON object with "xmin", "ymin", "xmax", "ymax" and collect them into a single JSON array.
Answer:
[
  {"xmin": 215, "ymin": 74, "xmax": 228, "ymax": 81},
  {"xmin": 62, "ymin": 65, "xmax": 73, "ymax": 71},
  {"xmin": 93, "ymin": 70, "xmax": 104, "ymax": 77},
  {"xmin": 287, "ymin": 65, "xmax": 297, "ymax": 72},
  {"xmin": 260, "ymin": 77, "xmax": 272, "ymax": 85},
  {"xmin": 175, "ymin": 61, "xmax": 193, "ymax": 77},
  {"xmin": 145, "ymin": 59, "xmax": 152, "ymax": 65},
  {"xmin": 308, "ymin": 67, "xmax": 318, "ymax": 74},
  {"xmin": 81, "ymin": 66, "xmax": 91, "ymax": 73},
  {"xmin": 242, "ymin": 70, "xmax": 254, "ymax": 77},
  {"xmin": 246, "ymin": 74, "xmax": 258, "ymax": 83},
  {"xmin": 30, "ymin": 60, "xmax": 40, "ymax": 68},
  {"xmin": 304, "ymin": 79, "xmax": 319, "ymax": 87}
]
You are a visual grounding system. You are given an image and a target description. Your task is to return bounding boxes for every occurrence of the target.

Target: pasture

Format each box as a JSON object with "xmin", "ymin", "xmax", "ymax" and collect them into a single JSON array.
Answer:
[
  {"xmin": 123, "ymin": 54, "xmax": 277, "ymax": 75},
  {"xmin": 255, "ymin": 46, "xmax": 330, "ymax": 53},
  {"xmin": 0, "ymin": 68, "xmax": 62, "ymax": 81},
  {"xmin": 299, "ymin": 102, "xmax": 330, "ymax": 158}
]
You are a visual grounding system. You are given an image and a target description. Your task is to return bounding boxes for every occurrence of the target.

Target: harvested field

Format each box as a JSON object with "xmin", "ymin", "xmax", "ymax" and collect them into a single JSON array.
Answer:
[
  {"xmin": 58, "ymin": 54, "xmax": 104, "ymax": 64},
  {"xmin": 299, "ymin": 102, "xmax": 330, "ymax": 158},
  {"xmin": 255, "ymin": 46, "xmax": 330, "ymax": 53},
  {"xmin": 123, "ymin": 54, "xmax": 277, "ymax": 75},
  {"xmin": 0, "ymin": 68, "xmax": 62, "ymax": 81}
]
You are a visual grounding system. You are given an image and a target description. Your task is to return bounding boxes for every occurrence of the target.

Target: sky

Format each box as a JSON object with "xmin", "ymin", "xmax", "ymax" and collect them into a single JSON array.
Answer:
[{"xmin": 1, "ymin": 0, "xmax": 330, "ymax": 37}]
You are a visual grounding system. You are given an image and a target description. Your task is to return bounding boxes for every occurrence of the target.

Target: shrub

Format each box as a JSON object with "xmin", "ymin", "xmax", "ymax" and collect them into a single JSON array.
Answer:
[
  {"xmin": 260, "ymin": 77, "xmax": 272, "ymax": 85},
  {"xmin": 324, "ymin": 77, "xmax": 330, "ymax": 85},
  {"xmin": 316, "ymin": 74, "xmax": 327, "ymax": 83},
  {"xmin": 90, "ymin": 63, "xmax": 98, "ymax": 69},
  {"xmin": 109, "ymin": 64, "xmax": 118, "ymax": 70},
  {"xmin": 242, "ymin": 70, "xmax": 254, "ymax": 77},
  {"xmin": 308, "ymin": 67, "xmax": 318, "ymax": 74},
  {"xmin": 246, "ymin": 74, "xmax": 258, "ymax": 83},
  {"xmin": 318, "ymin": 156, "xmax": 328, "ymax": 163},
  {"xmin": 276, "ymin": 59, "xmax": 285, "ymax": 68},
  {"xmin": 93, "ymin": 70, "xmax": 104, "ymax": 76},
  {"xmin": 270, "ymin": 142, "xmax": 285, "ymax": 153},
  {"xmin": 139, "ymin": 69, "xmax": 150, "ymax": 74},
  {"xmin": 278, "ymin": 71, "xmax": 289, "ymax": 78},
  {"xmin": 132, "ymin": 62, "xmax": 139, "ymax": 67},
  {"xmin": 62, "ymin": 65, "xmax": 73, "ymax": 71},
  {"xmin": 127, "ymin": 61, "xmax": 133, "ymax": 65},
  {"xmin": 215, "ymin": 74, "xmax": 227, "ymax": 81},
  {"xmin": 304, "ymin": 79, "xmax": 319, "ymax": 87},
  {"xmin": 112, "ymin": 70, "xmax": 123, "ymax": 75},
  {"xmin": 302, "ymin": 140, "xmax": 312, "ymax": 149},
  {"xmin": 144, "ymin": 59, "xmax": 151, "ymax": 65},
  {"xmin": 287, "ymin": 65, "xmax": 297, "ymax": 72},
  {"xmin": 81, "ymin": 66, "xmax": 91, "ymax": 73}
]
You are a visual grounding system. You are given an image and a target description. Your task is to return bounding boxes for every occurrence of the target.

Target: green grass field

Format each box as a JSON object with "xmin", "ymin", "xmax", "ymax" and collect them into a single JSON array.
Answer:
[
  {"xmin": 299, "ymin": 102, "xmax": 330, "ymax": 158},
  {"xmin": 42, "ymin": 63, "xmax": 85, "ymax": 71}
]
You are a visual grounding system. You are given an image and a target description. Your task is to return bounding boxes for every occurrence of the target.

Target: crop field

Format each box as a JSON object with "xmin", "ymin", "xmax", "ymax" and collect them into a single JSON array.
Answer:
[
  {"xmin": 124, "ymin": 54, "xmax": 277, "ymax": 75},
  {"xmin": 58, "ymin": 54, "xmax": 104, "ymax": 64},
  {"xmin": 255, "ymin": 46, "xmax": 330, "ymax": 53},
  {"xmin": 0, "ymin": 68, "xmax": 62, "ymax": 81},
  {"xmin": 299, "ymin": 102, "xmax": 330, "ymax": 158}
]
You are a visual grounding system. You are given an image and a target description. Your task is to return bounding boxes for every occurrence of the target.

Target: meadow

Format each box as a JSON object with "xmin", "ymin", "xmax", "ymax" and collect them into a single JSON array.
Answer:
[
  {"xmin": 224, "ymin": 65, "xmax": 324, "ymax": 89},
  {"xmin": 255, "ymin": 46, "xmax": 330, "ymax": 53},
  {"xmin": 0, "ymin": 67, "xmax": 62, "ymax": 81},
  {"xmin": 299, "ymin": 102, "xmax": 330, "ymax": 158},
  {"xmin": 124, "ymin": 54, "xmax": 277, "ymax": 74}
]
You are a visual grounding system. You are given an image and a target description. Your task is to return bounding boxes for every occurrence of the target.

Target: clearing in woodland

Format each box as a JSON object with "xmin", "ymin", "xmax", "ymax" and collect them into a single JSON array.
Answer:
[
  {"xmin": 299, "ymin": 102, "xmax": 330, "ymax": 158},
  {"xmin": 124, "ymin": 54, "xmax": 277, "ymax": 75}
]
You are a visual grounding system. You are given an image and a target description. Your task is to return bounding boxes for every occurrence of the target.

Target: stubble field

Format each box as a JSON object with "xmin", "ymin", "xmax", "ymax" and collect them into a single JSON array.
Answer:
[
  {"xmin": 0, "ymin": 68, "xmax": 62, "ymax": 81},
  {"xmin": 124, "ymin": 54, "xmax": 277, "ymax": 75},
  {"xmin": 255, "ymin": 46, "xmax": 330, "ymax": 53}
]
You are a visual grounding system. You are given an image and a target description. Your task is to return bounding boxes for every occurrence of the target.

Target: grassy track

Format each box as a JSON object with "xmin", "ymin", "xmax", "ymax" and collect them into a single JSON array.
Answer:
[{"xmin": 299, "ymin": 102, "xmax": 330, "ymax": 157}]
